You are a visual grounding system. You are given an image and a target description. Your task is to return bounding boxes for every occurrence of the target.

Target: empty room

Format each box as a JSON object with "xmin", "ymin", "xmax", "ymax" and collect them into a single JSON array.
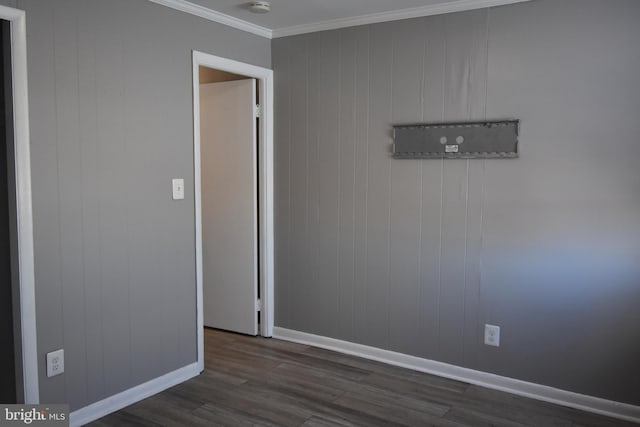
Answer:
[{"xmin": 1, "ymin": 0, "xmax": 639, "ymax": 426}]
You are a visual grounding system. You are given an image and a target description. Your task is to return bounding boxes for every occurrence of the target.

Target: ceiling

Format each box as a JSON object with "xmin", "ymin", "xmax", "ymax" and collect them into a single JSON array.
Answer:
[{"xmin": 151, "ymin": 0, "xmax": 532, "ymax": 38}]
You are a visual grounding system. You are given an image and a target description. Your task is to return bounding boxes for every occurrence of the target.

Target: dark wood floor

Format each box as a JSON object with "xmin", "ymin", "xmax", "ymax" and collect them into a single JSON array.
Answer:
[{"xmin": 90, "ymin": 328, "xmax": 634, "ymax": 426}]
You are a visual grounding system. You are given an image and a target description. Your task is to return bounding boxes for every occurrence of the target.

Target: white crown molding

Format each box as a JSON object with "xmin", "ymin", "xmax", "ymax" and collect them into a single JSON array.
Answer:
[
  {"xmin": 150, "ymin": 0, "xmax": 532, "ymax": 40},
  {"xmin": 274, "ymin": 327, "xmax": 640, "ymax": 424},
  {"xmin": 148, "ymin": 0, "xmax": 272, "ymax": 39},
  {"xmin": 272, "ymin": 0, "xmax": 532, "ymax": 38}
]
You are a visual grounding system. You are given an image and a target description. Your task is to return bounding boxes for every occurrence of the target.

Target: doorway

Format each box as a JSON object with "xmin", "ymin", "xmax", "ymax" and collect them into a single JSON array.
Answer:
[
  {"xmin": 200, "ymin": 73, "xmax": 258, "ymax": 336},
  {"xmin": 0, "ymin": 4, "xmax": 38, "ymax": 404},
  {"xmin": 0, "ymin": 18, "xmax": 18, "ymax": 404},
  {"xmin": 192, "ymin": 51, "xmax": 274, "ymax": 372}
]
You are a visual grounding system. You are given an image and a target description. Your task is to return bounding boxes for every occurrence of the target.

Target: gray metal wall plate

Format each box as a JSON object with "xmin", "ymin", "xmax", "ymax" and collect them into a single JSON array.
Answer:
[{"xmin": 393, "ymin": 120, "xmax": 519, "ymax": 159}]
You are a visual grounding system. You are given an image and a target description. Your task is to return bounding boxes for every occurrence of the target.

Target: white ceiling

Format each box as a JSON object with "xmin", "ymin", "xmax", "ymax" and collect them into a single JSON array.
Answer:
[{"xmin": 151, "ymin": 0, "xmax": 532, "ymax": 38}]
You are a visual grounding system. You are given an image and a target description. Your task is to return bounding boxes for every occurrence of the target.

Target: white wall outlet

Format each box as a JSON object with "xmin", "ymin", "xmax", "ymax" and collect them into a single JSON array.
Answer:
[
  {"xmin": 172, "ymin": 178, "xmax": 184, "ymax": 200},
  {"xmin": 46, "ymin": 349, "xmax": 64, "ymax": 377},
  {"xmin": 484, "ymin": 324, "xmax": 501, "ymax": 347}
]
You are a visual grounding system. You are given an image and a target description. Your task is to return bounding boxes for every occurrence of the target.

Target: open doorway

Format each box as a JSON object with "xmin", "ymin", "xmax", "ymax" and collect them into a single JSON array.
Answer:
[
  {"xmin": 0, "ymin": 4, "xmax": 38, "ymax": 404},
  {"xmin": 200, "ymin": 69, "xmax": 259, "ymax": 336},
  {"xmin": 192, "ymin": 51, "xmax": 274, "ymax": 372},
  {"xmin": 0, "ymin": 17, "xmax": 19, "ymax": 404}
]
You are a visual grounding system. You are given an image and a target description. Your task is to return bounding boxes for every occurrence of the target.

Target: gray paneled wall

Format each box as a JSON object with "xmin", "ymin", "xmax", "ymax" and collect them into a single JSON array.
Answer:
[
  {"xmin": 0, "ymin": 0, "xmax": 269, "ymax": 410},
  {"xmin": 273, "ymin": 0, "xmax": 640, "ymax": 405}
]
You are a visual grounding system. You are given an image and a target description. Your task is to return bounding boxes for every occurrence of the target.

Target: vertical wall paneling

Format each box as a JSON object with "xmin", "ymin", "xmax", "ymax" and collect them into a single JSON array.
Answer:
[
  {"xmin": 124, "ymin": 2, "xmax": 170, "ymax": 384},
  {"xmin": 305, "ymin": 33, "xmax": 320, "ymax": 335},
  {"xmin": 314, "ymin": 31, "xmax": 341, "ymax": 337},
  {"xmin": 387, "ymin": 19, "xmax": 424, "ymax": 357},
  {"xmin": 351, "ymin": 27, "xmax": 370, "ymax": 344},
  {"xmin": 76, "ymin": 0, "xmax": 104, "ymax": 405},
  {"xmin": 479, "ymin": 0, "xmax": 640, "ymax": 403},
  {"xmin": 53, "ymin": 0, "xmax": 88, "ymax": 407},
  {"xmin": 17, "ymin": 0, "xmax": 271, "ymax": 410},
  {"xmin": 273, "ymin": 38, "xmax": 290, "ymax": 328},
  {"xmin": 336, "ymin": 29, "xmax": 357, "ymax": 341},
  {"xmin": 272, "ymin": 0, "xmax": 640, "ymax": 405},
  {"xmin": 437, "ymin": 10, "xmax": 488, "ymax": 366},
  {"xmin": 93, "ymin": 0, "xmax": 132, "ymax": 399},
  {"xmin": 443, "ymin": 9, "xmax": 489, "ymax": 369},
  {"xmin": 287, "ymin": 36, "xmax": 310, "ymax": 331},
  {"xmin": 24, "ymin": 0, "xmax": 64, "ymax": 403},
  {"xmin": 461, "ymin": 10, "xmax": 490, "ymax": 370},
  {"xmin": 418, "ymin": 16, "xmax": 446, "ymax": 360},
  {"xmin": 129, "ymin": 4, "xmax": 159, "ymax": 383},
  {"xmin": 363, "ymin": 24, "xmax": 393, "ymax": 350}
]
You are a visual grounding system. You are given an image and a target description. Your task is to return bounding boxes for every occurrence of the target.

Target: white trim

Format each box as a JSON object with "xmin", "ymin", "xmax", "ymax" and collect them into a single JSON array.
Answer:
[
  {"xmin": 251, "ymin": 78, "xmax": 259, "ymax": 335},
  {"xmin": 148, "ymin": 0, "xmax": 533, "ymax": 39},
  {"xmin": 272, "ymin": 0, "xmax": 532, "ymax": 37},
  {"xmin": 192, "ymin": 50, "xmax": 275, "ymax": 359},
  {"xmin": 148, "ymin": 0, "xmax": 272, "ymax": 39},
  {"xmin": 69, "ymin": 362, "xmax": 200, "ymax": 426},
  {"xmin": 0, "ymin": 5, "xmax": 39, "ymax": 404},
  {"xmin": 259, "ymin": 68, "xmax": 275, "ymax": 338},
  {"xmin": 0, "ymin": 5, "xmax": 23, "ymax": 20},
  {"xmin": 273, "ymin": 328, "xmax": 640, "ymax": 424},
  {"xmin": 192, "ymin": 58, "xmax": 205, "ymax": 372}
]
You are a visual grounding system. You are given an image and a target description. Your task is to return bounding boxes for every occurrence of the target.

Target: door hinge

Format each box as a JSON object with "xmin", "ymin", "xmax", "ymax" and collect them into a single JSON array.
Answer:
[
  {"xmin": 255, "ymin": 298, "xmax": 262, "ymax": 312},
  {"xmin": 254, "ymin": 104, "xmax": 262, "ymax": 118}
]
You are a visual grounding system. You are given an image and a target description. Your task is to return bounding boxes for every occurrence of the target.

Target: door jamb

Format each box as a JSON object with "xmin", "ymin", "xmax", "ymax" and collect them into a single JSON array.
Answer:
[
  {"xmin": 192, "ymin": 51, "xmax": 274, "ymax": 372},
  {"xmin": 0, "ymin": 5, "xmax": 38, "ymax": 403}
]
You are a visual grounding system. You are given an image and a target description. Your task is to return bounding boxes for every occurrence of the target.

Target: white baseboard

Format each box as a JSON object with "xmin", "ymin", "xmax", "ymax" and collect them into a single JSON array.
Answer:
[
  {"xmin": 273, "ymin": 327, "xmax": 640, "ymax": 424},
  {"xmin": 69, "ymin": 362, "xmax": 201, "ymax": 426}
]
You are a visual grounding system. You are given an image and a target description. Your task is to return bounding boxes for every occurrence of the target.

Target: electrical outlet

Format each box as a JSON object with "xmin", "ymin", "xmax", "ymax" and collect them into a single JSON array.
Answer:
[
  {"xmin": 484, "ymin": 324, "xmax": 500, "ymax": 347},
  {"xmin": 46, "ymin": 349, "xmax": 64, "ymax": 377}
]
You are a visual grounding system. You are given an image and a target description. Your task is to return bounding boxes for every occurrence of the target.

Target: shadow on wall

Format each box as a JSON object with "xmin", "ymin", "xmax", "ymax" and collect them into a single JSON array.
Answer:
[{"xmin": 480, "ymin": 227, "xmax": 640, "ymax": 403}]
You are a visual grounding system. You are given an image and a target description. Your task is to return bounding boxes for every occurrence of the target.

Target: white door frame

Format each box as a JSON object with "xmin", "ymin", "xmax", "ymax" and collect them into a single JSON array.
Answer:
[
  {"xmin": 192, "ymin": 51, "xmax": 274, "ymax": 370},
  {"xmin": 0, "ymin": 5, "xmax": 38, "ymax": 403}
]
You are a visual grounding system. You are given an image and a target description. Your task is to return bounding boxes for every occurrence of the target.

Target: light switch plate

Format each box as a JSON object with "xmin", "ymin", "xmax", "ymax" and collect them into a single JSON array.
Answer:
[
  {"xmin": 46, "ymin": 349, "xmax": 64, "ymax": 377},
  {"xmin": 172, "ymin": 178, "xmax": 184, "ymax": 200}
]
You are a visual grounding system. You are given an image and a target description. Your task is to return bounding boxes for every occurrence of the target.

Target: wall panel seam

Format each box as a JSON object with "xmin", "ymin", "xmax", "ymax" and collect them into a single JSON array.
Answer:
[
  {"xmin": 350, "ymin": 31, "xmax": 357, "ymax": 342},
  {"xmin": 73, "ymin": 4, "xmax": 89, "ymax": 401},
  {"xmin": 286, "ymin": 41, "xmax": 292, "ymax": 327},
  {"xmin": 386, "ymin": 29, "xmax": 394, "ymax": 348},
  {"xmin": 336, "ymin": 32, "xmax": 342, "ymax": 334}
]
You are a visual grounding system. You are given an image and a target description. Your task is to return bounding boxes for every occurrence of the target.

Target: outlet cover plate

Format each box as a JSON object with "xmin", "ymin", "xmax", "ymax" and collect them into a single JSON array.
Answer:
[
  {"xmin": 484, "ymin": 324, "xmax": 500, "ymax": 347},
  {"xmin": 46, "ymin": 349, "xmax": 64, "ymax": 377}
]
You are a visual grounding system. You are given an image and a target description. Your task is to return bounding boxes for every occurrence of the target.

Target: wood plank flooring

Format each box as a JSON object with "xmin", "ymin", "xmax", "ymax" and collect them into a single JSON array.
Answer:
[{"xmin": 90, "ymin": 328, "xmax": 635, "ymax": 426}]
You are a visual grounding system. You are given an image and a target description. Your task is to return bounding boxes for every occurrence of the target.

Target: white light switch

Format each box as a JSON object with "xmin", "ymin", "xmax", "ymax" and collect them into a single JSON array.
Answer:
[
  {"xmin": 46, "ymin": 349, "xmax": 64, "ymax": 377},
  {"xmin": 172, "ymin": 178, "xmax": 184, "ymax": 200}
]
